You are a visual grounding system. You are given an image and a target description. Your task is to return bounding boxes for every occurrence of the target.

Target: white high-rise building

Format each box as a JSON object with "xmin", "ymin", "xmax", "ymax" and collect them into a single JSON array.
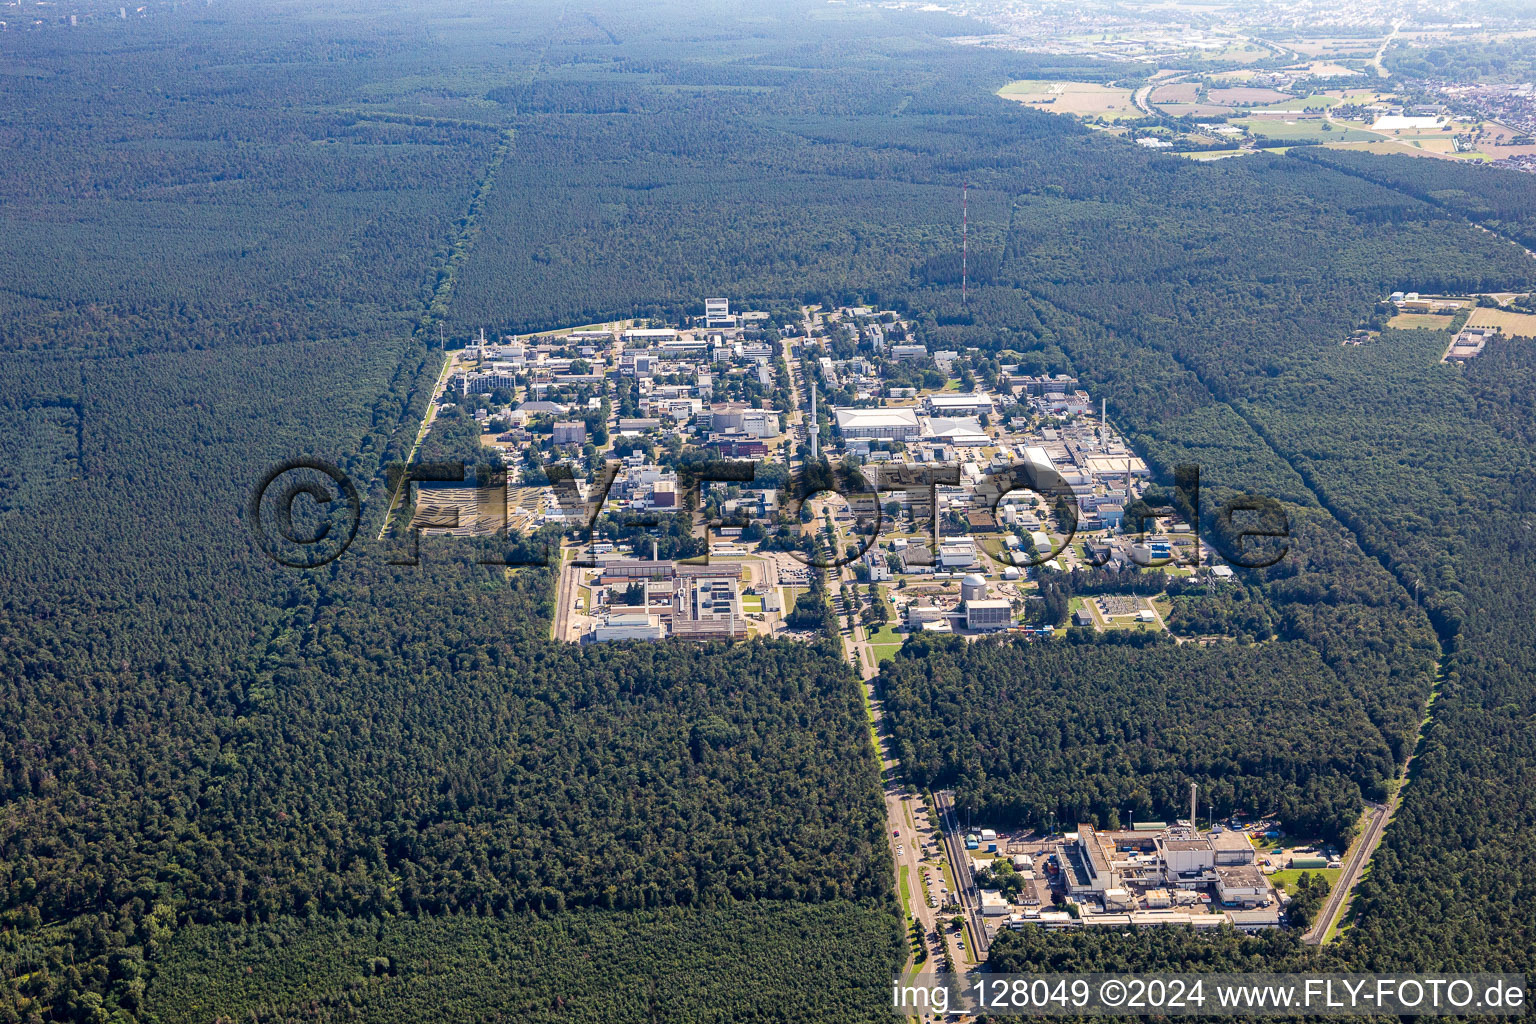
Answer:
[{"xmin": 704, "ymin": 297, "xmax": 734, "ymax": 328}]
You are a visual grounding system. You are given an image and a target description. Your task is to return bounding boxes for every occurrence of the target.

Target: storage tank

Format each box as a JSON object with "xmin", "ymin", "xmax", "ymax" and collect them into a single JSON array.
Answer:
[{"xmin": 961, "ymin": 573, "xmax": 988, "ymax": 603}]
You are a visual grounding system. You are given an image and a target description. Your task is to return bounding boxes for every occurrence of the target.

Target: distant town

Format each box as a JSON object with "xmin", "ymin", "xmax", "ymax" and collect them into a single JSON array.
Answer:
[{"xmin": 926, "ymin": 0, "xmax": 1536, "ymax": 172}]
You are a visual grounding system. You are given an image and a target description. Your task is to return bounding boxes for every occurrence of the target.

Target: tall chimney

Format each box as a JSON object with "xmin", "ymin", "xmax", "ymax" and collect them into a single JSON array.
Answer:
[{"xmin": 1189, "ymin": 782, "xmax": 1198, "ymax": 829}]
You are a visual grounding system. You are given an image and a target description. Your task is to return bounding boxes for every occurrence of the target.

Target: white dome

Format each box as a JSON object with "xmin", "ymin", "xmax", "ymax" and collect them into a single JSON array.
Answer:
[{"xmin": 962, "ymin": 573, "xmax": 986, "ymax": 588}]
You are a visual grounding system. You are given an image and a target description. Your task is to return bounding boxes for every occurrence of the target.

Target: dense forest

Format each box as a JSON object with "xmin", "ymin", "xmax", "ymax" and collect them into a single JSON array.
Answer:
[
  {"xmin": 882, "ymin": 631, "xmax": 1391, "ymax": 842},
  {"xmin": 1382, "ymin": 36, "xmax": 1536, "ymax": 83},
  {"xmin": 882, "ymin": 508, "xmax": 1438, "ymax": 843},
  {"xmin": 1295, "ymin": 147, "xmax": 1536, "ymax": 251},
  {"xmin": 4, "ymin": 0, "xmax": 1536, "ymax": 1019},
  {"xmin": 142, "ymin": 904, "xmax": 904, "ymax": 1024},
  {"xmin": 970, "ymin": 128, "xmax": 1536, "ymax": 975}
]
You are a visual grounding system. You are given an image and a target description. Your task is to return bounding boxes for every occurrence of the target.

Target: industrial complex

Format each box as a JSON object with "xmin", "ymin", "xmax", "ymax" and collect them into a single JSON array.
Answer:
[{"xmin": 405, "ymin": 297, "xmax": 1229, "ymax": 648}]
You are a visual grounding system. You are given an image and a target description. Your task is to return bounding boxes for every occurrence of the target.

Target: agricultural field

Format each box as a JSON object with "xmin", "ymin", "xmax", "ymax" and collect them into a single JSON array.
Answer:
[
  {"xmin": 1286, "ymin": 37, "xmax": 1383, "ymax": 58},
  {"xmin": 1152, "ymin": 86, "xmax": 1380, "ymax": 122},
  {"xmin": 1254, "ymin": 92, "xmax": 1345, "ymax": 110},
  {"xmin": 1208, "ymin": 87, "xmax": 1293, "ymax": 105},
  {"xmin": 1180, "ymin": 149, "xmax": 1256, "ymax": 161},
  {"xmin": 1149, "ymin": 83, "xmax": 1199, "ymax": 104},
  {"xmin": 1387, "ymin": 313, "xmax": 1456, "ymax": 330},
  {"xmin": 997, "ymin": 80, "xmax": 1139, "ymax": 119},
  {"xmin": 1467, "ymin": 308, "xmax": 1536, "ymax": 338},
  {"xmin": 1157, "ymin": 103, "xmax": 1236, "ymax": 117},
  {"xmin": 1476, "ymin": 123, "xmax": 1536, "ymax": 159},
  {"xmin": 1325, "ymin": 140, "xmax": 1484, "ymax": 160},
  {"xmin": 1285, "ymin": 61, "xmax": 1364, "ymax": 77}
]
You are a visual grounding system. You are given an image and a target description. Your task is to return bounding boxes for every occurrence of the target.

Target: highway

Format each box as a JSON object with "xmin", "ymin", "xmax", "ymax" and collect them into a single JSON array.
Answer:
[{"xmin": 1369, "ymin": 19, "xmax": 1404, "ymax": 79}]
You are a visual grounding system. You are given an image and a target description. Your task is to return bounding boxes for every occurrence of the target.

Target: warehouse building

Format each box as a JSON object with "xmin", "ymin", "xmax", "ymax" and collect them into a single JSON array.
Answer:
[
  {"xmin": 921, "ymin": 416, "xmax": 989, "ymax": 446},
  {"xmin": 589, "ymin": 611, "xmax": 666, "ymax": 642},
  {"xmin": 965, "ymin": 598, "xmax": 1013, "ymax": 632},
  {"xmin": 925, "ymin": 392, "xmax": 997, "ymax": 416},
  {"xmin": 834, "ymin": 406, "xmax": 921, "ymax": 440}
]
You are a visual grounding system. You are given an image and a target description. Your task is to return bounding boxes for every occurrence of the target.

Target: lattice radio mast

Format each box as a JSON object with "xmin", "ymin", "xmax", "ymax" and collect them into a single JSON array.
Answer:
[{"xmin": 962, "ymin": 183, "xmax": 969, "ymax": 307}]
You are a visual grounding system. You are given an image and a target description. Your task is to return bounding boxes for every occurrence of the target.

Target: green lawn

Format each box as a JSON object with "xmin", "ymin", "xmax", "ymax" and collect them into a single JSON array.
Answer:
[
  {"xmin": 860, "ymin": 685, "xmax": 880, "ymax": 753},
  {"xmin": 898, "ymin": 864, "xmax": 913, "ymax": 918},
  {"xmin": 1069, "ymin": 592, "xmax": 1093, "ymax": 632},
  {"xmin": 1269, "ymin": 868, "xmax": 1342, "ymax": 892},
  {"xmin": 867, "ymin": 600, "xmax": 905, "ymax": 662},
  {"xmin": 977, "ymin": 535, "xmax": 1004, "ymax": 559},
  {"xmin": 1234, "ymin": 117, "xmax": 1379, "ymax": 142},
  {"xmin": 1254, "ymin": 93, "xmax": 1342, "ymax": 110}
]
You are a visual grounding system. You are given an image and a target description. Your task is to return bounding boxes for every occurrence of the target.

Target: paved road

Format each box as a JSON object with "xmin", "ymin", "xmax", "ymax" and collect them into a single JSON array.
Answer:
[
  {"xmin": 1132, "ymin": 83, "xmax": 1155, "ymax": 116},
  {"xmin": 824, "ymin": 500, "xmax": 971, "ymax": 975},
  {"xmin": 870, "ymin": 681, "xmax": 971, "ymax": 972},
  {"xmin": 1305, "ymin": 800, "xmax": 1386, "ymax": 943},
  {"xmin": 1144, "ymin": 595, "xmax": 1183, "ymax": 643},
  {"xmin": 1369, "ymin": 20, "xmax": 1403, "ymax": 79},
  {"xmin": 551, "ymin": 547, "xmax": 577, "ymax": 643},
  {"xmin": 1307, "ymin": 655, "xmax": 1435, "ymax": 945},
  {"xmin": 935, "ymin": 790, "xmax": 989, "ymax": 960},
  {"xmin": 378, "ymin": 348, "xmax": 457, "ymax": 540}
]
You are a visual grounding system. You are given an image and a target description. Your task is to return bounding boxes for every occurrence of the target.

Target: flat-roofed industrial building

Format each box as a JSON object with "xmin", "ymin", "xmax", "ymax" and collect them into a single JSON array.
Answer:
[
  {"xmin": 834, "ymin": 406, "xmax": 921, "ymax": 440},
  {"xmin": 965, "ymin": 598, "xmax": 1012, "ymax": 632}
]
